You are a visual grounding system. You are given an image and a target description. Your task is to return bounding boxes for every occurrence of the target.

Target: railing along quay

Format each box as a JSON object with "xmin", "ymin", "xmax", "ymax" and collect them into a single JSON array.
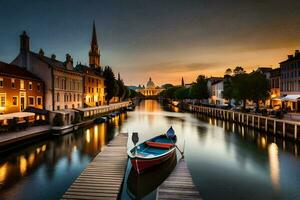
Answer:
[{"xmin": 189, "ymin": 104, "xmax": 300, "ymax": 141}]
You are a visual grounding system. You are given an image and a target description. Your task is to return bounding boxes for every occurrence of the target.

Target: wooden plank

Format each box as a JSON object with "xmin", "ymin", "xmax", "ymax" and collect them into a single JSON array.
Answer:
[
  {"xmin": 62, "ymin": 133, "xmax": 128, "ymax": 200},
  {"xmin": 157, "ymin": 159, "xmax": 202, "ymax": 200}
]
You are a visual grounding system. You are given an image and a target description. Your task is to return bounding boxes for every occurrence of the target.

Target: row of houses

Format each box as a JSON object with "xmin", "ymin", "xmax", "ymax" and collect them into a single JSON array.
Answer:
[
  {"xmin": 0, "ymin": 23, "xmax": 114, "ymax": 125},
  {"xmin": 202, "ymin": 50, "xmax": 300, "ymax": 112}
]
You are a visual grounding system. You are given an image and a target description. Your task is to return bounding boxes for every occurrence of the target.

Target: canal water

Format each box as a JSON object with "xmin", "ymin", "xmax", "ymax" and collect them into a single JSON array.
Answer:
[{"xmin": 0, "ymin": 100, "xmax": 300, "ymax": 200}]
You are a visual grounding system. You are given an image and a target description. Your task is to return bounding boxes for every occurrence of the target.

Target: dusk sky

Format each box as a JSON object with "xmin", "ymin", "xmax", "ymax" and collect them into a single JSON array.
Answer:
[{"xmin": 0, "ymin": 0, "xmax": 300, "ymax": 86}]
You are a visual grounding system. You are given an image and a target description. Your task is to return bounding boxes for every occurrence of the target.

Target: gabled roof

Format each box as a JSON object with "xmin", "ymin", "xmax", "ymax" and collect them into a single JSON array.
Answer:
[
  {"xmin": 29, "ymin": 52, "xmax": 81, "ymax": 75},
  {"xmin": 279, "ymin": 52, "xmax": 300, "ymax": 64},
  {"xmin": 256, "ymin": 67, "xmax": 273, "ymax": 73},
  {"xmin": 0, "ymin": 61, "xmax": 42, "ymax": 81}
]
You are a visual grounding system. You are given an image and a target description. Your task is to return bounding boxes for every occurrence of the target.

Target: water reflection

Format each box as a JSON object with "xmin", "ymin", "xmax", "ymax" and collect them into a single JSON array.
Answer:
[
  {"xmin": 0, "ymin": 112, "xmax": 127, "ymax": 200},
  {"xmin": 121, "ymin": 101, "xmax": 300, "ymax": 200},
  {"xmin": 268, "ymin": 143, "xmax": 280, "ymax": 190}
]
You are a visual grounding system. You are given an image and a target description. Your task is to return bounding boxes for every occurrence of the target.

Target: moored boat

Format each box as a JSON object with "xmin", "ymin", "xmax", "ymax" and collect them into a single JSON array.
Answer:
[
  {"xmin": 126, "ymin": 151, "xmax": 177, "ymax": 199},
  {"xmin": 127, "ymin": 127, "xmax": 177, "ymax": 174}
]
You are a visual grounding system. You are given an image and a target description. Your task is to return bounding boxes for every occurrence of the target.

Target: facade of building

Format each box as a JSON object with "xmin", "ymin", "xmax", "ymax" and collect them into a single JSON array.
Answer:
[
  {"xmin": 12, "ymin": 31, "xmax": 83, "ymax": 111},
  {"xmin": 207, "ymin": 77, "xmax": 223, "ymax": 98},
  {"xmin": 136, "ymin": 77, "xmax": 164, "ymax": 96},
  {"xmin": 270, "ymin": 68, "xmax": 281, "ymax": 108},
  {"xmin": 0, "ymin": 61, "xmax": 44, "ymax": 114},
  {"xmin": 75, "ymin": 64, "xmax": 105, "ymax": 107},
  {"xmin": 210, "ymin": 80, "xmax": 226, "ymax": 105},
  {"xmin": 279, "ymin": 50, "xmax": 300, "ymax": 111}
]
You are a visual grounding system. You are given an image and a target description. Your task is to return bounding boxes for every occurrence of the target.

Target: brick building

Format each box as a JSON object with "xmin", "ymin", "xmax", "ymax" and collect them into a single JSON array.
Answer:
[{"xmin": 0, "ymin": 61, "xmax": 44, "ymax": 114}]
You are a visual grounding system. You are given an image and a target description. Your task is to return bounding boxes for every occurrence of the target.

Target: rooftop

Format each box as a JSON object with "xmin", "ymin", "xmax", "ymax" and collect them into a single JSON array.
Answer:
[{"xmin": 0, "ymin": 61, "xmax": 42, "ymax": 81}]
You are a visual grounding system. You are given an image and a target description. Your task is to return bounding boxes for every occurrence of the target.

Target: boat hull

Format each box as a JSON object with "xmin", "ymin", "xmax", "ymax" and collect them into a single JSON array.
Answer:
[{"xmin": 130, "ymin": 149, "xmax": 176, "ymax": 174}]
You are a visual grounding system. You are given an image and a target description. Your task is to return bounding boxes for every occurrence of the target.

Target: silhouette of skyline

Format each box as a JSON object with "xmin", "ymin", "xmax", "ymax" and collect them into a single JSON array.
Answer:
[{"xmin": 0, "ymin": 0, "xmax": 300, "ymax": 85}]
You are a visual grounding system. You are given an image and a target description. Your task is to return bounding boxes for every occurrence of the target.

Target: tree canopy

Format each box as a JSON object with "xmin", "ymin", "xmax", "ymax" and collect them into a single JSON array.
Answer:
[{"xmin": 103, "ymin": 66, "xmax": 118, "ymax": 104}]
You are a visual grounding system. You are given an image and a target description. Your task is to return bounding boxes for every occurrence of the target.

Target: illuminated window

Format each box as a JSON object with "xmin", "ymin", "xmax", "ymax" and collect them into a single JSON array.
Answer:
[
  {"xmin": 0, "ymin": 94, "xmax": 5, "ymax": 107},
  {"xmin": 20, "ymin": 79, "xmax": 24, "ymax": 89},
  {"xmin": 11, "ymin": 78, "xmax": 16, "ymax": 88},
  {"xmin": 0, "ymin": 78, "xmax": 3, "ymax": 88},
  {"xmin": 12, "ymin": 96, "xmax": 18, "ymax": 106},
  {"xmin": 28, "ymin": 97, "xmax": 34, "ymax": 106},
  {"xmin": 29, "ymin": 82, "xmax": 32, "ymax": 90}
]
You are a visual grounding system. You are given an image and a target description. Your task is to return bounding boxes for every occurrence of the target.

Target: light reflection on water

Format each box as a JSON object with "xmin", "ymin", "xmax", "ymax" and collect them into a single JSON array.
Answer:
[
  {"xmin": 0, "ymin": 113, "xmax": 127, "ymax": 200},
  {"xmin": 120, "ymin": 100, "xmax": 300, "ymax": 200},
  {"xmin": 0, "ymin": 100, "xmax": 300, "ymax": 200}
]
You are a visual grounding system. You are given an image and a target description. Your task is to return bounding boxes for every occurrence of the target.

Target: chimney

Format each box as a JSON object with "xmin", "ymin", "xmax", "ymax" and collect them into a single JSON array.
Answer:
[
  {"xmin": 51, "ymin": 54, "xmax": 56, "ymax": 60},
  {"xmin": 39, "ymin": 48, "xmax": 44, "ymax": 56},
  {"xmin": 65, "ymin": 54, "xmax": 73, "ymax": 70},
  {"xmin": 295, "ymin": 50, "xmax": 300, "ymax": 56},
  {"xmin": 66, "ymin": 53, "xmax": 73, "ymax": 63},
  {"xmin": 20, "ymin": 31, "xmax": 30, "ymax": 52}
]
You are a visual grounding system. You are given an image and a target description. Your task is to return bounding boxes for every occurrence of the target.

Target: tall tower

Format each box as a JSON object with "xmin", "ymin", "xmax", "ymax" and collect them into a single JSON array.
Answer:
[{"xmin": 89, "ymin": 21, "xmax": 100, "ymax": 68}]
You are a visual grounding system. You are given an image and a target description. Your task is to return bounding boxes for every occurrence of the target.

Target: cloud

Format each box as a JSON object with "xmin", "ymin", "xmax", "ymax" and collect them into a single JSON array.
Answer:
[{"xmin": 133, "ymin": 61, "xmax": 220, "ymax": 74}]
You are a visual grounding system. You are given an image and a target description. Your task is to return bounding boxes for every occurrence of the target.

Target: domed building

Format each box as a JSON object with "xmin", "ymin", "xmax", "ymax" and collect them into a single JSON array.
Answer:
[{"xmin": 137, "ymin": 77, "xmax": 164, "ymax": 96}]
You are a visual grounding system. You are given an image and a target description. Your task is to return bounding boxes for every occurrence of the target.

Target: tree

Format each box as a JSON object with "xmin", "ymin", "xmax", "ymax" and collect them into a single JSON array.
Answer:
[
  {"xmin": 160, "ymin": 86, "xmax": 179, "ymax": 99},
  {"xmin": 123, "ymin": 86, "xmax": 131, "ymax": 100},
  {"xmin": 175, "ymin": 87, "xmax": 189, "ymax": 100},
  {"xmin": 189, "ymin": 75, "xmax": 208, "ymax": 99},
  {"xmin": 233, "ymin": 66, "xmax": 245, "ymax": 76},
  {"xmin": 129, "ymin": 89, "xmax": 138, "ymax": 98},
  {"xmin": 248, "ymin": 72, "xmax": 270, "ymax": 109},
  {"xmin": 161, "ymin": 84, "xmax": 174, "ymax": 89},
  {"xmin": 103, "ymin": 66, "xmax": 119, "ymax": 104},
  {"xmin": 116, "ymin": 73, "xmax": 126, "ymax": 101},
  {"xmin": 225, "ymin": 68, "xmax": 232, "ymax": 76},
  {"xmin": 223, "ymin": 76, "xmax": 233, "ymax": 105}
]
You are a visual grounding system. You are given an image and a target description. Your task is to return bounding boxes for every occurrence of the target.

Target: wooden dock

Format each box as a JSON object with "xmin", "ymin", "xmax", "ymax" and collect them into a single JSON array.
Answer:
[
  {"xmin": 62, "ymin": 133, "xmax": 128, "ymax": 200},
  {"xmin": 157, "ymin": 159, "xmax": 201, "ymax": 200}
]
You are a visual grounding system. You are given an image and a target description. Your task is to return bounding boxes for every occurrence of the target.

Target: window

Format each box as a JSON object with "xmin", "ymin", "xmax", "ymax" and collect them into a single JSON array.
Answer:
[
  {"xmin": 29, "ymin": 82, "xmax": 32, "ymax": 90},
  {"xmin": 20, "ymin": 79, "xmax": 24, "ymax": 89},
  {"xmin": 57, "ymin": 106, "xmax": 60, "ymax": 110},
  {"xmin": 28, "ymin": 97, "xmax": 34, "ymax": 106},
  {"xmin": 0, "ymin": 78, "xmax": 3, "ymax": 88},
  {"xmin": 11, "ymin": 79, "xmax": 16, "ymax": 88},
  {"xmin": 92, "ymin": 88, "xmax": 94, "ymax": 93},
  {"xmin": 37, "ymin": 97, "xmax": 42, "ymax": 106},
  {"xmin": 57, "ymin": 93, "xmax": 60, "ymax": 102},
  {"xmin": 37, "ymin": 83, "xmax": 41, "ymax": 92},
  {"xmin": 55, "ymin": 76, "xmax": 59, "ymax": 88},
  {"xmin": 73, "ymin": 94, "xmax": 76, "ymax": 101},
  {"xmin": 12, "ymin": 96, "xmax": 18, "ymax": 106},
  {"xmin": 0, "ymin": 94, "xmax": 5, "ymax": 108}
]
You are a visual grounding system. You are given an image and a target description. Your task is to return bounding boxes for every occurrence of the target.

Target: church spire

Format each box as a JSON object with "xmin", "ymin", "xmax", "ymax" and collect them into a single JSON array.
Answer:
[
  {"xmin": 91, "ymin": 21, "xmax": 98, "ymax": 48},
  {"xmin": 89, "ymin": 21, "xmax": 100, "ymax": 68},
  {"xmin": 181, "ymin": 77, "xmax": 184, "ymax": 87}
]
